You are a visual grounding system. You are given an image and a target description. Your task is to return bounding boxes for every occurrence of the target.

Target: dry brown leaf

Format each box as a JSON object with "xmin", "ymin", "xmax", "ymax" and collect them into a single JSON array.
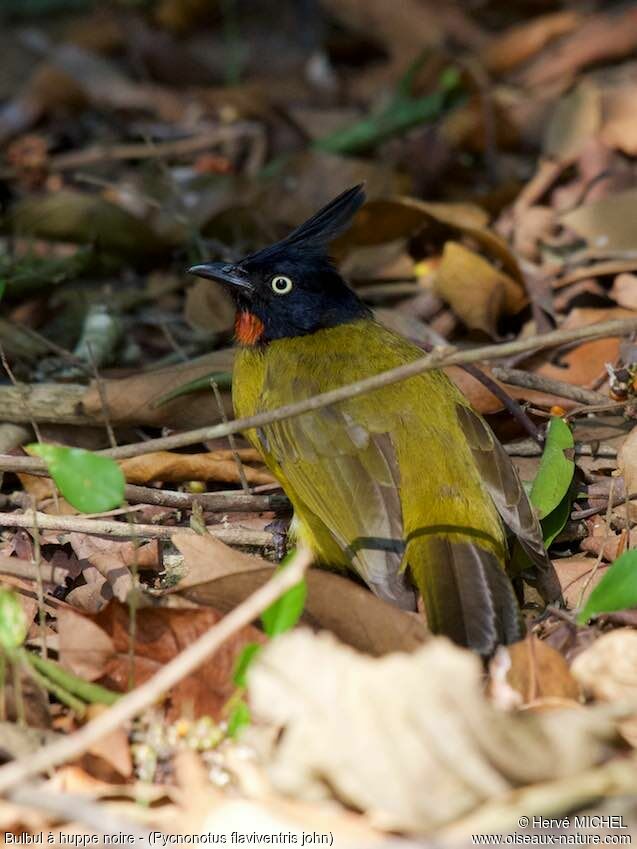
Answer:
[
  {"xmin": 543, "ymin": 79, "xmax": 601, "ymax": 164},
  {"xmin": 518, "ymin": 9, "xmax": 637, "ymax": 89},
  {"xmin": 531, "ymin": 307, "xmax": 633, "ymax": 388},
  {"xmin": 561, "ymin": 189, "xmax": 637, "ymax": 255},
  {"xmin": 66, "ymin": 534, "xmax": 160, "ymax": 604},
  {"xmin": 601, "ymin": 84, "xmax": 637, "ymax": 155},
  {"xmin": 58, "ymin": 608, "xmax": 115, "ymax": 681},
  {"xmin": 482, "ymin": 11, "xmax": 581, "ymax": 75},
  {"xmin": 572, "ymin": 629, "xmax": 637, "ymax": 746},
  {"xmin": 434, "ymin": 242, "xmax": 526, "ymax": 337},
  {"xmin": 119, "ymin": 450, "xmax": 275, "ymax": 486},
  {"xmin": 335, "ymin": 195, "xmax": 523, "ymax": 283},
  {"xmin": 618, "ymin": 427, "xmax": 637, "ymax": 504},
  {"xmin": 94, "ymin": 601, "xmax": 265, "ymax": 719},
  {"xmin": 553, "ymin": 556, "xmax": 610, "ymax": 609},
  {"xmin": 611, "ymin": 273, "xmax": 637, "ymax": 310},
  {"xmin": 81, "ymin": 349, "xmax": 235, "ymax": 429},
  {"xmin": 502, "ymin": 635, "xmax": 581, "ymax": 706},
  {"xmin": 173, "ymin": 533, "xmax": 428, "ymax": 656},
  {"xmin": 249, "ymin": 631, "xmax": 619, "ymax": 834},
  {"xmin": 84, "ymin": 705, "xmax": 133, "ymax": 778}
]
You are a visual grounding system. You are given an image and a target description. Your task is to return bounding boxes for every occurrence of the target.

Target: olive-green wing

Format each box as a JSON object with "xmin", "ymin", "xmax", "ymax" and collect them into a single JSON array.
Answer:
[
  {"xmin": 258, "ymin": 379, "xmax": 417, "ymax": 610},
  {"xmin": 455, "ymin": 404, "xmax": 561, "ymax": 603}
]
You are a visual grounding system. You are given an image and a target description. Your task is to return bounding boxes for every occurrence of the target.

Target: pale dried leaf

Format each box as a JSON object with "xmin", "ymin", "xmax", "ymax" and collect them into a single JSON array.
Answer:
[{"xmin": 249, "ymin": 631, "xmax": 619, "ymax": 833}]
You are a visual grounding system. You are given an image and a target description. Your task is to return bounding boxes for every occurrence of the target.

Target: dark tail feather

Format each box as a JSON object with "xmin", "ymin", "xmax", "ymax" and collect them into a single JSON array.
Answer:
[{"xmin": 410, "ymin": 537, "xmax": 524, "ymax": 655}]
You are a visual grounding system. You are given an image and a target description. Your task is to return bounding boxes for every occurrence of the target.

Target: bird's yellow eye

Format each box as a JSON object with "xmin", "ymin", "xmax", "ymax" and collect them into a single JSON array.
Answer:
[{"xmin": 271, "ymin": 275, "xmax": 293, "ymax": 295}]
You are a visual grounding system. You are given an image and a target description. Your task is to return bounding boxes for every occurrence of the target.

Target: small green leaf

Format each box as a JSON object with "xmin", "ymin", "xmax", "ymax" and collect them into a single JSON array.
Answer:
[
  {"xmin": 0, "ymin": 590, "xmax": 28, "ymax": 651},
  {"xmin": 0, "ymin": 280, "xmax": 6, "ymax": 302},
  {"xmin": 261, "ymin": 555, "xmax": 307, "ymax": 638},
  {"xmin": 227, "ymin": 699, "xmax": 251, "ymax": 737},
  {"xmin": 530, "ymin": 417, "xmax": 575, "ymax": 519},
  {"xmin": 27, "ymin": 444, "xmax": 125, "ymax": 513},
  {"xmin": 540, "ymin": 491, "xmax": 572, "ymax": 547},
  {"xmin": 577, "ymin": 550, "xmax": 637, "ymax": 624},
  {"xmin": 232, "ymin": 642, "xmax": 262, "ymax": 688}
]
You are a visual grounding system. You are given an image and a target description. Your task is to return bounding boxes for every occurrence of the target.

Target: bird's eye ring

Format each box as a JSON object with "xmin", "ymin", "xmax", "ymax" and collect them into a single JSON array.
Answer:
[{"xmin": 271, "ymin": 275, "xmax": 293, "ymax": 295}]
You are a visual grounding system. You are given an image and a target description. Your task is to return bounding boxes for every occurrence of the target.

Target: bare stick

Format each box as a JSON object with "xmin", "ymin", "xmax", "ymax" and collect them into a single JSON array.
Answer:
[
  {"xmin": 505, "ymin": 439, "xmax": 617, "ymax": 458},
  {"xmin": 123, "ymin": 484, "xmax": 288, "ymax": 512},
  {"xmin": 0, "ymin": 511, "xmax": 271, "ymax": 546},
  {"xmin": 89, "ymin": 317, "xmax": 637, "ymax": 461},
  {"xmin": 86, "ymin": 342, "xmax": 117, "ymax": 449},
  {"xmin": 6, "ymin": 317, "xmax": 637, "ymax": 469},
  {"xmin": 577, "ymin": 478, "xmax": 617, "ymax": 610},
  {"xmin": 460, "ymin": 363, "xmax": 542, "ymax": 444},
  {"xmin": 0, "ymin": 553, "xmax": 68, "ymax": 583},
  {"xmin": 491, "ymin": 367, "xmax": 608, "ymax": 405},
  {"xmin": 0, "ymin": 547, "xmax": 312, "ymax": 793},
  {"xmin": 29, "ymin": 498, "xmax": 47, "ymax": 660}
]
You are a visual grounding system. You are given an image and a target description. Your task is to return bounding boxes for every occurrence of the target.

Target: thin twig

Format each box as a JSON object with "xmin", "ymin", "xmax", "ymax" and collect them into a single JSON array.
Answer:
[
  {"xmin": 211, "ymin": 378, "xmax": 251, "ymax": 494},
  {"xmin": 86, "ymin": 342, "xmax": 117, "ymax": 449},
  {"xmin": 0, "ymin": 511, "xmax": 271, "ymax": 546},
  {"xmin": 460, "ymin": 363, "xmax": 542, "ymax": 444},
  {"xmin": 491, "ymin": 366, "xmax": 608, "ymax": 406},
  {"xmin": 577, "ymin": 477, "xmax": 617, "ymax": 610},
  {"xmin": 504, "ymin": 439, "xmax": 617, "ymax": 458},
  {"xmin": 0, "ymin": 553, "xmax": 69, "ymax": 583},
  {"xmin": 0, "ymin": 547, "xmax": 312, "ymax": 793},
  {"xmin": 572, "ymin": 491, "xmax": 637, "ymax": 521},
  {"xmin": 0, "ymin": 465, "xmax": 289, "ymax": 511},
  {"xmin": 29, "ymin": 498, "xmax": 47, "ymax": 660},
  {"xmin": 4, "ymin": 317, "xmax": 637, "ymax": 469},
  {"xmin": 90, "ymin": 317, "xmax": 637, "ymax": 462}
]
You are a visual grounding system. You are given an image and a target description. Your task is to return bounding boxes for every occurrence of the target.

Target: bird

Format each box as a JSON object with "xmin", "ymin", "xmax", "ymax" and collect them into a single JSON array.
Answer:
[{"xmin": 189, "ymin": 185, "xmax": 558, "ymax": 655}]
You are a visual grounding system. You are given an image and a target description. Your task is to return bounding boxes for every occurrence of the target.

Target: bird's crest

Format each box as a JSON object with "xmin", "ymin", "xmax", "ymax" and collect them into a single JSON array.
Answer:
[{"xmin": 244, "ymin": 184, "xmax": 366, "ymax": 264}]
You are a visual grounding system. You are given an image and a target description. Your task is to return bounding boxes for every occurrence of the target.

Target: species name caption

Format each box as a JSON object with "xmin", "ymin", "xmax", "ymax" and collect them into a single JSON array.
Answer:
[{"xmin": 4, "ymin": 833, "xmax": 335, "ymax": 846}]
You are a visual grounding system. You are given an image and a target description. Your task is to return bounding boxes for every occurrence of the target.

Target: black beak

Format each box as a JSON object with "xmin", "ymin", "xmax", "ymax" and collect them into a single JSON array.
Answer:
[{"xmin": 187, "ymin": 262, "xmax": 253, "ymax": 293}]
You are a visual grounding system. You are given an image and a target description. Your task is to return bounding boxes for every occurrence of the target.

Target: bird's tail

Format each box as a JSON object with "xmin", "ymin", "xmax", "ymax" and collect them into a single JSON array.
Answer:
[{"xmin": 409, "ymin": 535, "xmax": 524, "ymax": 655}]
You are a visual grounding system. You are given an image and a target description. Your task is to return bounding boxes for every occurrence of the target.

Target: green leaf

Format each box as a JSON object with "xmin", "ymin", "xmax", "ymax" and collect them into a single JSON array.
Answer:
[
  {"xmin": 261, "ymin": 555, "xmax": 307, "ymax": 638},
  {"xmin": 227, "ymin": 699, "xmax": 251, "ymax": 737},
  {"xmin": 0, "ymin": 280, "xmax": 5, "ymax": 302},
  {"xmin": 0, "ymin": 590, "xmax": 28, "ymax": 651},
  {"xmin": 530, "ymin": 417, "xmax": 575, "ymax": 519},
  {"xmin": 27, "ymin": 444, "xmax": 125, "ymax": 513},
  {"xmin": 540, "ymin": 491, "xmax": 572, "ymax": 547},
  {"xmin": 232, "ymin": 642, "xmax": 262, "ymax": 688},
  {"xmin": 577, "ymin": 550, "xmax": 637, "ymax": 624}
]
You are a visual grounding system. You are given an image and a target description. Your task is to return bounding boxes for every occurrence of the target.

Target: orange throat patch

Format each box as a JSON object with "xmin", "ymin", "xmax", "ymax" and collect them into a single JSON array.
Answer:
[{"xmin": 235, "ymin": 311, "xmax": 265, "ymax": 346}]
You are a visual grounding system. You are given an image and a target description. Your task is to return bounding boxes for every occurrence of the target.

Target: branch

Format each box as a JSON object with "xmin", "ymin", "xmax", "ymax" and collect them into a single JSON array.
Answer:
[
  {"xmin": 0, "ymin": 511, "xmax": 271, "ymax": 547},
  {"xmin": 0, "ymin": 547, "xmax": 313, "ymax": 793},
  {"xmin": 4, "ymin": 316, "xmax": 637, "ymax": 471},
  {"xmin": 491, "ymin": 367, "xmax": 608, "ymax": 405},
  {"xmin": 99, "ymin": 317, "xmax": 637, "ymax": 461}
]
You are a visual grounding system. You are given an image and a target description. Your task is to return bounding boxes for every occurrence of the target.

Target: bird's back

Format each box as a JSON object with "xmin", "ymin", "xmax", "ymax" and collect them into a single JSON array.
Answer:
[{"xmin": 233, "ymin": 319, "xmax": 526, "ymax": 652}]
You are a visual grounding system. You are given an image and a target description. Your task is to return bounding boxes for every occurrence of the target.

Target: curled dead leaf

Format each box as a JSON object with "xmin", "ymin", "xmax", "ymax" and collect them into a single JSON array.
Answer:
[
  {"xmin": 249, "ymin": 630, "xmax": 619, "ymax": 833},
  {"xmin": 500, "ymin": 635, "xmax": 581, "ymax": 707},
  {"xmin": 434, "ymin": 242, "xmax": 526, "ymax": 337},
  {"xmin": 572, "ymin": 629, "xmax": 637, "ymax": 746},
  {"xmin": 119, "ymin": 450, "xmax": 275, "ymax": 487}
]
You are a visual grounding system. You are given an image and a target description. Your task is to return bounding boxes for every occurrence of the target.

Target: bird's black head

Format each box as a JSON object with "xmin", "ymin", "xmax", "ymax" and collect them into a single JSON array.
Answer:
[{"xmin": 188, "ymin": 185, "xmax": 371, "ymax": 345}]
